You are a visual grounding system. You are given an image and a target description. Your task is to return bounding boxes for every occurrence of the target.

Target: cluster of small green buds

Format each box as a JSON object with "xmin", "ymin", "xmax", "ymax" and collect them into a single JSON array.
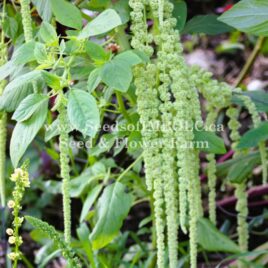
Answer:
[
  {"xmin": 237, "ymin": 94, "xmax": 267, "ymax": 184},
  {"xmin": 7, "ymin": 167, "xmax": 30, "ymax": 263},
  {"xmin": 20, "ymin": 0, "xmax": 33, "ymax": 42},
  {"xmin": 226, "ymin": 107, "xmax": 241, "ymax": 150},
  {"xmin": 235, "ymin": 182, "xmax": 249, "ymax": 268}
]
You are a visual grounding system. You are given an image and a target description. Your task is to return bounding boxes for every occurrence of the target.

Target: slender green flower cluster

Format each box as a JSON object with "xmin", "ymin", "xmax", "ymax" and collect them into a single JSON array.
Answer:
[
  {"xmin": 206, "ymin": 107, "xmax": 218, "ymax": 224},
  {"xmin": 226, "ymin": 107, "xmax": 241, "ymax": 150},
  {"xmin": 189, "ymin": 67, "xmax": 235, "ymax": 226},
  {"xmin": 226, "ymin": 106, "xmax": 249, "ymax": 258},
  {"xmin": 130, "ymin": 1, "xmax": 266, "ymax": 267},
  {"xmin": 130, "ymin": 1, "xmax": 203, "ymax": 267},
  {"xmin": 26, "ymin": 216, "xmax": 81, "ymax": 268},
  {"xmin": 57, "ymin": 96, "xmax": 72, "ymax": 245},
  {"xmin": 130, "ymin": 1, "xmax": 166, "ymax": 266},
  {"xmin": 207, "ymin": 152, "xmax": 217, "ymax": 224},
  {"xmin": 7, "ymin": 166, "xmax": 30, "ymax": 266},
  {"xmin": 0, "ymin": 43, "xmax": 7, "ymax": 207},
  {"xmin": 20, "ymin": 0, "xmax": 33, "ymax": 42},
  {"xmin": 238, "ymin": 95, "xmax": 267, "ymax": 184},
  {"xmin": 235, "ymin": 183, "xmax": 249, "ymax": 268},
  {"xmin": 189, "ymin": 66, "xmax": 232, "ymax": 109},
  {"xmin": 130, "ymin": 0, "xmax": 157, "ymax": 192}
]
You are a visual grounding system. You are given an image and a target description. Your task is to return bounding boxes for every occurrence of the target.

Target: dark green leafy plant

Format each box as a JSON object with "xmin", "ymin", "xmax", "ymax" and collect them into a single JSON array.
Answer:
[{"xmin": 0, "ymin": 0, "xmax": 267, "ymax": 267}]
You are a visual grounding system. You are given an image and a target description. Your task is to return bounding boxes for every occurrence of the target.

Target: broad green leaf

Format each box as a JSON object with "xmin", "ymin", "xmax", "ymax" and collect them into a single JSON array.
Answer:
[
  {"xmin": 115, "ymin": 50, "xmax": 143, "ymax": 66},
  {"xmin": 218, "ymin": 0, "xmax": 268, "ymax": 36},
  {"xmin": 32, "ymin": 0, "xmax": 52, "ymax": 21},
  {"xmin": 197, "ymin": 218, "xmax": 240, "ymax": 253},
  {"xmin": 90, "ymin": 182, "xmax": 133, "ymax": 250},
  {"xmin": 232, "ymin": 91, "xmax": 268, "ymax": 112},
  {"xmin": 70, "ymin": 163, "xmax": 106, "ymax": 197},
  {"xmin": 3, "ymin": 16, "xmax": 18, "ymax": 40},
  {"xmin": 89, "ymin": 134, "xmax": 117, "ymax": 156},
  {"xmin": 216, "ymin": 150, "xmax": 264, "ymax": 178},
  {"xmin": 237, "ymin": 122, "xmax": 268, "ymax": 149},
  {"xmin": 76, "ymin": 224, "xmax": 95, "ymax": 266},
  {"xmin": 0, "ymin": 70, "xmax": 42, "ymax": 112},
  {"xmin": 85, "ymin": 41, "xmax": 110, "ymax": 63},
  {"xmin": 0, "ymin": 61, "xmax": 17, "ymax": 81},
  {"xmin": 50, "ymin": 0, "xmax": 82, "ymax": 29},
  {"xmin": 12, "ymin": 41, "xmax": 36, "ymax": 65},
  {"xmin": 80, "ymin": 185, "xmax": 103, "ymax": 222},
  {"xmin": 39, "ymin": 22, "xmax": 58, "ymax": 45},
  {"xmin": 183, "ymin": 15, "xmax": 233, "ymax": 35},
  {"xmin": 10, "ymin": 100, "xmax": 48, "ymax": 167},
  {"xmin": 42, "ymin": 71, "xmax": 61, "ymax": 90},
  {"xmin": 87, "ymin": 68, "xmax": 102, "ymax": 92},
  {"xmin": 112, "ymin": 0, "xmax": 130, "ymax": 24},
  {"xmin": 100, "ymin": 59, "xmax": 132, "ymax": 92},
  {"xmin": 34, "ymin": 43, "xmax": 48, "ymax": 64},
  {"xmin": 171, "ymin": 0, "xmax": 187, "ymax": 31},
  {"xmin": 194, "ymin": 129, "xmax": 226, "ymax": 154},
  {"xmin": 45, "ymin": 118, "xmax": 73, "ymax": 142},
  {"xmin": 79, "ymin": 9, "xmax": 122, "ymax": 39},
  {"xmin": 88, "ymin": 0, "xmax": 109, "ymax": 10},
  {"xmin": 227, "ymin": 158, "xmax": 258, "ymax": 184},
  {"xmin": 12, "ymin": 93, "xmax": 48, "ymax": 122},
  {"xmin": 67, "ymin": 89, "xmax": 100, "ymax": 137}
]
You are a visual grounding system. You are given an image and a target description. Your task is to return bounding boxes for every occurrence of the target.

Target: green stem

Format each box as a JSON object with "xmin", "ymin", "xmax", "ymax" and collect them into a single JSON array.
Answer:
[
  {"xmin": 235, "ymin": 36, "xmax": 266, "ymax": 88},
  {"xmin": 117, "ymin": 154, "xmax": 143, "ymax": 182},
  {"xmin": 1, "ymin": 0, "xmax": 6, "ymax": 43},
  {"xmin": 116, "ymin": 91, "xmax": 131, "ymax": 123},
  {"xmin": 21, "ymin": 255, "xmax": 34, "ymax": 268},
  {"xmin": 0, "ymin": 113, "xmax": 6, "ymax": 207},
  {"xmin": 115, "ymin": 26, "xmax": 131, "ymax": 51}
]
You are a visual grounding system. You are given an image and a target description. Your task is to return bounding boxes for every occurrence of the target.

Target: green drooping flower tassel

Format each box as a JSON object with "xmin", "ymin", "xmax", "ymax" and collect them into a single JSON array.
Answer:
[
  {"xmin": 129, "ymin": 0, "xmax": 157, "ymax": 192},
  {"xmin": 226, "ymin": 107, "xmax": 241, "ymax": 150},
  {"xmin": 206, "ymin": 108, "xmax": 218, "ymax": 225},
  {"xmin": 57, "ymin": 96, "xmax": 71, "ymax": 245},
  {"xmin": 187, "ymin": 150, "xmax": 200, "ymax": 268},
  {"xmin": 153, "ymin": 175, "xmax": 165, "ymax": 268},
  {"xmin": 227, "ymin": 105, "xmax": 249, "ymax": 261},
  {"xmin": 207, "ymin": 153, "xmax": 217, "ymax": 224},
  {"xmin": 235, "ymin": 182, "xmax": 249, "ymax": 268},
  {"xmin": 238, "ymin": 94, "xmax": 267, "ymax": 184},
  {"xmin": 20, "ymin": 0, "xmax": 33, "ymax": 42}
]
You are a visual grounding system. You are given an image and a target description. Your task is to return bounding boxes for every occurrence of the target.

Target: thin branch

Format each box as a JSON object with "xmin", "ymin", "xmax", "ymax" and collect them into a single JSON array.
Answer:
[{"xmin": 234, "ymin": 36, "xmax": 266, "ymax": 88}]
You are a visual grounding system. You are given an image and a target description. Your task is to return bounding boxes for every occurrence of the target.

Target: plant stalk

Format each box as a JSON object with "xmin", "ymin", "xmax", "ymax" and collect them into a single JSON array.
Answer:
[{"xmin": 235, "ymin": 36, "xmax": 266, "ymax": 87}]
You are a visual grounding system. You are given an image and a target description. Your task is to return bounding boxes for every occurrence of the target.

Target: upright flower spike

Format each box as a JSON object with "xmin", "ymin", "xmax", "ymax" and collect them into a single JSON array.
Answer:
[
  {"xmin": 20, "ymin": 0, "xmax": 33, "ymax": 42},
  {"xmin": 26, "ymin": 216, "xmax": 81, "ymax": 268},
  {"xmin": 57, "ymin": 95, "xmax": 71, "ymax": 245},
  {"xmin": 7, "ymin": 165, "xmax": 30, "ymax": 267},
  {"xmin": 0, "ymin": 43, "xmax": 7, "ymax": 207}
]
